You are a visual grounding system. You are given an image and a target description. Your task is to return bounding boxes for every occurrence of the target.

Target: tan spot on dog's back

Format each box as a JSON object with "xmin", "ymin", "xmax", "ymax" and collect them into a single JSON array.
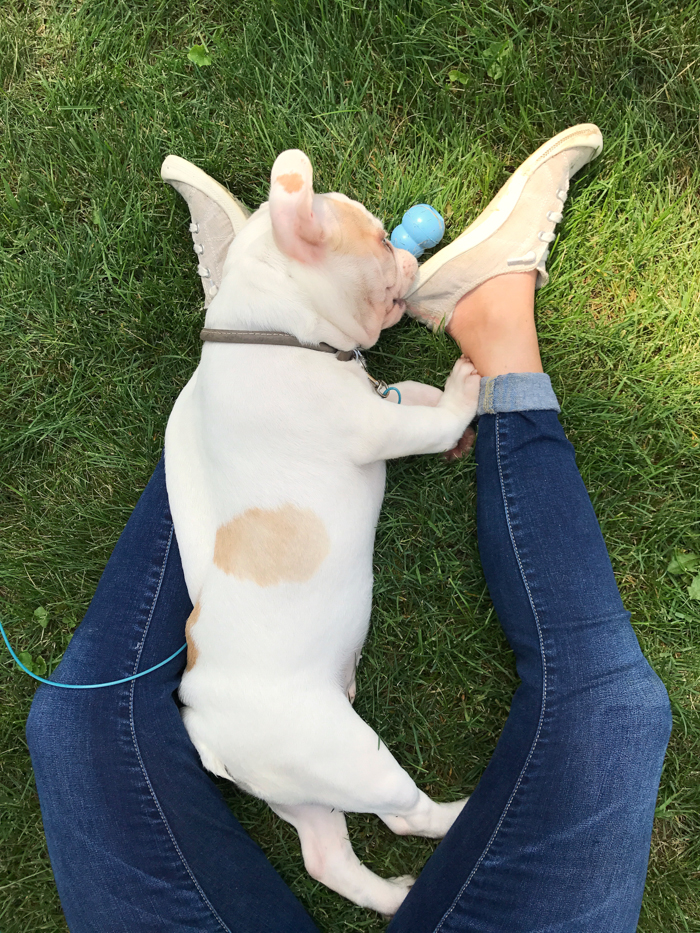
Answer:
[
  {"xmin": 185, "ymin": 601, "xmax": 201, "ymax": 672},
  {"xmin": 276, "ymin": 172, "xmax": 304, "ymax": 194},
  {"xmin": 214, "ymin": 504, "xmax": 330, "ymax": 586}
]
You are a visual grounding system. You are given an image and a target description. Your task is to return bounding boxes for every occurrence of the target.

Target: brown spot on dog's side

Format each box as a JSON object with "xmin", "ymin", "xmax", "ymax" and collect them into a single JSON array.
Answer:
[
  {"xmin": 214, "ymin": 504, "xmax": 330, "ymax": 586},
  {"xmin": 276, "ymin": 172, "xmax": 304, "ymax": 194},
  {"xmin": 185, "ymin": 601, "xmax": 201, "ymax": 672}
]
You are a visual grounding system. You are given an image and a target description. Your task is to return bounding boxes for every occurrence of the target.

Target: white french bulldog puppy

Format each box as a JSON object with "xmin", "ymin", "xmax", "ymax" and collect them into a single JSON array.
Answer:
[{"xmin": 165, "ymin": 150, "xmax": 480, "ymax": 915}]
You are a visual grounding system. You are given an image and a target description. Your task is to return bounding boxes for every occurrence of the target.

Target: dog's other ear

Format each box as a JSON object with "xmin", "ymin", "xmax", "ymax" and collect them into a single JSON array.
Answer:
[{"xmin": 269, "ymin": 150, "xmax": 326, "ymax": 264}]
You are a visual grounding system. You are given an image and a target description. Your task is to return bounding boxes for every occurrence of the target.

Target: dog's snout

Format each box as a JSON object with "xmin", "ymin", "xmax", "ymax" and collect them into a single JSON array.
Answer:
[
  {"xmin": 398, "ymin": 248, "xmax": 419, "ymax": 288},
  {"xmin": 399, "ymin": 248, "xmax": 418, "ymax": 274}
]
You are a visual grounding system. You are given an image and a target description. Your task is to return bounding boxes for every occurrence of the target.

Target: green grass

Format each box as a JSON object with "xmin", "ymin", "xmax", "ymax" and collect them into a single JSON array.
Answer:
[{"xmin": 1, "ymin": 0, "xmax": 699, "ymax": 929}]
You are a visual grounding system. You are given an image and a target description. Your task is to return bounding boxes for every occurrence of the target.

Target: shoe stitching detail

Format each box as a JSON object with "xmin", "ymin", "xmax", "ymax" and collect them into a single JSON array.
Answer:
[
  {"xmin": 432, "ymin": 414, "xmax": 549, "ymax": 933},
  {"xmin": 128, "ymin": 523, "xmax": 232, "ymax": 933}
]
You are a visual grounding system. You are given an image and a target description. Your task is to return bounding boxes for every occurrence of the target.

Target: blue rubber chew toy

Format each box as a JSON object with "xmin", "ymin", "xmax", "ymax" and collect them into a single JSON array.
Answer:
[{"xmin": 390, "ymin": 203, "xmax": 445, "ymax": 258}]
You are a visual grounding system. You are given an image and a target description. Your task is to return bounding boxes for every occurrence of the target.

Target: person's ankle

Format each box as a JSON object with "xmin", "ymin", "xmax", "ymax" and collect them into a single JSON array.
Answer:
[{"xmin": 445, "ymin": 271, "xmax": 542, "ymax": 376}]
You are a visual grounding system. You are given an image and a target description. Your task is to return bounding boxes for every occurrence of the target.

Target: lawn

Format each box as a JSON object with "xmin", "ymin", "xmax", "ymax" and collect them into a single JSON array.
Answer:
[{"xmin": 1, "ymin": 1, "xmax": 699, "ymax": 930}]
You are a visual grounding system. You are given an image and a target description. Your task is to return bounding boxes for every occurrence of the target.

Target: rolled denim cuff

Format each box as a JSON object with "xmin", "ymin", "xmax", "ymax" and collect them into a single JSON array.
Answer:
[{"xmin": 477, "ymin": 373, "xmax": 561, "ymax": 416}]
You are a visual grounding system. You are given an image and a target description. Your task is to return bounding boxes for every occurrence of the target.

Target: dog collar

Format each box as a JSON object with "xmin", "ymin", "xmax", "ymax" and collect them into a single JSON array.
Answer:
[
  {"xmin": 199, "ymin": 328, "xmax": 357, "ymax": 361},
  {"xmin": 199, "ymin": 327, "xmax": 400, "ymax": 402}
]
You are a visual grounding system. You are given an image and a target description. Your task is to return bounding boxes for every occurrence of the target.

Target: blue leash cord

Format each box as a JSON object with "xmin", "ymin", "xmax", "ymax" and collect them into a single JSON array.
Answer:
[
  {"xmin": 381, "ymin": 386, "xmax": 401, "ymax": 403},
  {"xmin": 0, "ymin": 615, "xmax": 186, "ymax": 689}
]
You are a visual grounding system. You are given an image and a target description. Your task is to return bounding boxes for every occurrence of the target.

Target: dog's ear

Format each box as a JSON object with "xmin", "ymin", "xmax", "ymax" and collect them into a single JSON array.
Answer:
[{"xmin": 269, "ymin": 150, "xmax": 326, "ymax": 264}]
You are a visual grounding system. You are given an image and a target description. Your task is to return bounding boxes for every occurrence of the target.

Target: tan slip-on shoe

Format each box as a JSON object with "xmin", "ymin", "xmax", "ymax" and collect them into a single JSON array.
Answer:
[
  {"xmin": 405, "ymin": 124, "xmax": 603, "ymax": 330},
  {"xmin": 161, "ymin": 155, "xmax": 252, "ymax": 307}
]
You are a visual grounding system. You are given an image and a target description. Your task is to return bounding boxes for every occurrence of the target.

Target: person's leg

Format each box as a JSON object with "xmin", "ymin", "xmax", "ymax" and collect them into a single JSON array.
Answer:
[
  {"xmin": 389, "ymin": 271, "xmax": 672, "ymax": 933},
  {"xmin": 26, "ymin": 457, "xmax": 318, "ymax": 933}
]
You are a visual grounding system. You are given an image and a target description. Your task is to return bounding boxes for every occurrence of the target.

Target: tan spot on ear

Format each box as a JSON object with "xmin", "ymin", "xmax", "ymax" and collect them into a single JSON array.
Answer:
[
  {"xmin": 185, "ymin": 601, "xmax": 201, "ymax": 672},
  {"xmin": 275, "ymin": 172, "xmax": 304, "ymax": 194},
  {"xmin": 214, "ymin": 504, "xmax": 330, "ymax": 586},
  {"xmin": 328, "ymin": 198, "xmax": 385, "ymax": 257}
]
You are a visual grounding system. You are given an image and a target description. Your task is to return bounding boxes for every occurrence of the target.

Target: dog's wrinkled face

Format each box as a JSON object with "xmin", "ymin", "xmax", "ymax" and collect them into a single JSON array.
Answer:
[{"xmin": 269, "ymin": 150, "xmax": 418, "ymax": 347}]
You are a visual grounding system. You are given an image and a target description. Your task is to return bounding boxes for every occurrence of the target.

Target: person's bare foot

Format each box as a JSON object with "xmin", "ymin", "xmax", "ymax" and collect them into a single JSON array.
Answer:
[
  {"xmin": 441, "ymin": 270, "xmax": 541, "ymax": 460},
  {"xmin": 446, "ymin": 270, "xmax": 541, "ymax": 377}
]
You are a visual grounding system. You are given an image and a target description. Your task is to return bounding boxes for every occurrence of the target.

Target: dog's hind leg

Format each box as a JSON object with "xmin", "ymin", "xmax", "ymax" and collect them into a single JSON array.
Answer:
[
  {"xmin": 289, "ymin": 697, "xmax": 468, "ymax": 840},
  {"xmin": 378, "ymin": 792, "xmax": 468, "ymax": 838},
  {"xmin": 269, "ymin": 802, "xmax": 413, "ymax": 915}
]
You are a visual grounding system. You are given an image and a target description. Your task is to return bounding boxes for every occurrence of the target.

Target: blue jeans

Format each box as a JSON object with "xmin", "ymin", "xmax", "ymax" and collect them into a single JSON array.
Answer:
[{"xmin": 26, "ymin": 377, "xmax": 671, "ymax": 932}]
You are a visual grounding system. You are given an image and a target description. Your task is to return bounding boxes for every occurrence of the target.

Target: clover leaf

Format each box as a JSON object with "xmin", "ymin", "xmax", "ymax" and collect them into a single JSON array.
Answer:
[
  {"xmin": 667, "ymin": 552, "xmax": 699, "ymax": 575},
  {"xmin": 187, "ymin": 45, "xmax": 212, "ymax": 67},
  {"xmin": 34, "ymin": 606, "xmax": 48, "ymax": 628},
  {"xmin": 688, "ymin": 574, "xmax": 700, "ymax": 601},
  {"xmin": 448, "ymin": 69, "xmax": 470, "ymax": 86}
]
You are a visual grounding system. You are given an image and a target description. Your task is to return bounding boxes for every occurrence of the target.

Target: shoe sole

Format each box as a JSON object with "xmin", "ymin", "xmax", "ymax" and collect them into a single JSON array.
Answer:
[
  {"xmin": 160, "ymin": 155, "xmax": 251, "ymax": 236},
  {"xmin": 405, "ymin": 124, "xmax": 603, "ymax": 298}
]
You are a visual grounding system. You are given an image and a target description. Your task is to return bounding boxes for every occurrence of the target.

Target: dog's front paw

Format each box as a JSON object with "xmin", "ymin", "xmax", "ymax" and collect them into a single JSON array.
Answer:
[
  {"xmin": 388, "ymin": 380, "xmax": 443, "ymax": 407},
  {"xmin": 444, "ymin": 424, "xmax": 477, "ymax": 461},
  {"xmin": 440, "ymin": 356, "xmax": 481, "ymax": 419}
]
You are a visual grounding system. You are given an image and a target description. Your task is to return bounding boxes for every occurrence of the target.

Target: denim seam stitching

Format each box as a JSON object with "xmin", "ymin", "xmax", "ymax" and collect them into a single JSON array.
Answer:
[
  {"xmin": 432, "ymin": 413, "xmax": 549, "ymax": 933},
  {"xmin": 128, "ymin": 522, "xmax": 232, "ymax": 933}
]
